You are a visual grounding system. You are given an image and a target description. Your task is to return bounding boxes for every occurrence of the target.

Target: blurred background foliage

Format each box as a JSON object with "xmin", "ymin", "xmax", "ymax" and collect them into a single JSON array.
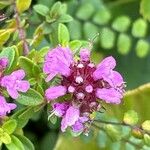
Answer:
[{"xmin": 0, "ymin": 0, "xmax": 150, "ymax": 150}]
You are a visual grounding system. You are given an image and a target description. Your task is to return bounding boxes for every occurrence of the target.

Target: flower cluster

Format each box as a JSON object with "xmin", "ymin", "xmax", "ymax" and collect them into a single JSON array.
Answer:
[
  {"xmin": 0, "ymin": 58, "xmax": 30, "ymax": 117},
  {"xmin": 43, "ymin": 46, "xmax": 125, "ymax": 133}
]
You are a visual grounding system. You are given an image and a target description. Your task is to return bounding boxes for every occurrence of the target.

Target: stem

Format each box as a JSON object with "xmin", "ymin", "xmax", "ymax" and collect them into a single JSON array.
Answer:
[
  {"xmin": 93, "ymin": 123, "xmax": 143, "ymax": 149},
  {"xmin": 14, "ymin": 3, "xmax": 29, "ymax": 55},
  {"xmin": 94, "ymin": 119, "xmax": 150, "ymax": 136}
]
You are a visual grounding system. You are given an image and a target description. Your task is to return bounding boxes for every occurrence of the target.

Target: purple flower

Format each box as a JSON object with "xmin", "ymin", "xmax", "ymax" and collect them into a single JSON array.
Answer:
[
  {"xmin": 80, "ymin": 49, "xmax": 90, "ymax": 62},
  {"xmin": 53, "ymin": 102, "xmax": 69, "ymax": 117},
  {"xmin": 61, "ymin": 106, "xmax": 80, "ymax": 132},
  {"xmin": 0, "ymin": 58, "xmax": 8, "ymax": 71},
  {"xmin": 45, "ymin": 86, "xmax": 67, "ymax": 101},
  {"xmin": 44, "ymin": 46, "xmax": 125, "ymax": 133},
  {"xmin": 1, "ymin": 69, "xmax": 30, "ymax": 99},
  {"xmin": 0, "ymin": 96, "xmax": 16, "ymax": 117},
  {"xmin": 43, "ymin": 46, "xmax": 73, "ymax": 82}
]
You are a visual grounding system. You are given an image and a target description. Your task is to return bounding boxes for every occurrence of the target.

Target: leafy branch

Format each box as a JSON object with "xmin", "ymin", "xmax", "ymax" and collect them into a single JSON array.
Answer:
[
  {"xmin": 14, "ymin": 1, "xmax": 29, "ymax": 55},
  {"xmin": 94, "ymin": 119, "xmax": 150, "ymax": 136}
]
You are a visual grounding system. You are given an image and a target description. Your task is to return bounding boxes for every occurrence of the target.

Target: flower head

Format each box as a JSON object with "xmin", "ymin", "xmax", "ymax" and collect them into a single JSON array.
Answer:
[
  {"xmin": 0, "ymin": 96, "xmax": 16, "ymax": 117},
  {"xmin": 1, "ymin": 69, "xmax": 30, "ymax": 99},
  {"xmin": 44, "ymin": 46, "xmax": 125, "ymax": 134}
]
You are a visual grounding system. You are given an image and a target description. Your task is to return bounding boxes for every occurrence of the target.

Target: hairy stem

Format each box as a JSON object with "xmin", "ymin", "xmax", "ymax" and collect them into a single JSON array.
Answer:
[
  {"xmin": 94, "ymin": 119, "xmax": 150, "ymax": 136},
  {"xmin": 92, "ymin": 123, "xmax": 143, "ymax": 149},
  {"xmin": 14, "ymin": 3, "xmax": 29, "ymax": 55}
]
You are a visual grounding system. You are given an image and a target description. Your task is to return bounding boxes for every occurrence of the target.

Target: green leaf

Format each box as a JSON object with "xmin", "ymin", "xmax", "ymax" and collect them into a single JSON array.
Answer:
[
  {"xmin": 112, "ymin": 16, "xmax": 131, "ymax": 32},
  {"xmin": 57, "ymin": 14, "xmax": 73, "ymax": 23},
  {"xmin": 2, "ymin": 119, "xmax": 17, "ymax": 134},
  {"xmin": 97, "ymin": 131, "xmax": 107, "ymax": 148},
  {"xmin": 100, "ymin": 27, "xmax": 116, "ymax": 49},
  {"xmin": 132, "ymin": 18, "xmax": 147, "ymax": 38},
  {"xmin": 83, "ymin": 22, "xmax": 99, "ymax": 41},
  {"xmin": 0, "ymin": 1, "xmax": 12, "ymax": 10},
  {"xmin": 58, "ymin": 23, "xmax": 70, "ymax": 46},
  {"xmin": 69, "ymin": 40, "xmax": 82, "ymax": 51},
  {"xmin": 5, "ymin": 135, "xmax": 25, "ymax": 150},
  {"xmin": 15, "ymin": 135, "xmax": 35, "ymax": 150},
  {"xmin": 76, "ymin": 3, "xmax": 94, "ymax": 21},
  {"xmin": 142, "ymin": 120, "xmax": 150, "ymax": 132},
  {"xmin": 0, "ymin": 129, "xmax": 11, "ymax": 144},
  {"xmin": 0, "ymin": 30, "xmax": 11, "ymax": 46},
  {"xmin": 93, "ymin": 7, "xmax": 111, "ymax": 25},
  {"xmin": 123, "ymin": 110, "xmax": 138, "ymax": 125},
  {"xmin": 135, "ymin": 39, "xmax": 149, "ymax": 58},
  {"xmin": 144, "ymin": 134, "xmax": 150, "ymax": 146},
  {"xmin": 117, "ymin": 33, "xmax": 131, "ymax": 55},
  {"xmin": 140, "ymin": 0, "xmax": 150, "ymax": 21},
  {"xmin": 0, "ymin": 47, "xmax": 16, "ymax": 73},
  {"xmin": 104, "ymin": 125, "xmax": 122, "ymax": 141},
  {"xmin": 12, "ymin": 107, "xmax": 34, "ymax": 129},
  {"xmin": 50, "ymin": 2, "xmax": 62, "ymax": 17},
  {"xmin": 19, "ymin": 56, "xmax": 40, "ymax": 78},
  {"xmin": 16, "ymin": 88, "xmax": 44, "ymax": 106},
  {"xmin": 33, "ymin": 4, "xmax": 49, "ymax": 16},
  {"xmin": 19, "ymin": 56, "xmax": 34, "ymax": 77},
  {"xmin": 68, "ymin": 20, "xmax": 82, "ymax": 39},
  {"xmin": 16, "ymin": 0, "xmax": 31, "ymax": 13}
]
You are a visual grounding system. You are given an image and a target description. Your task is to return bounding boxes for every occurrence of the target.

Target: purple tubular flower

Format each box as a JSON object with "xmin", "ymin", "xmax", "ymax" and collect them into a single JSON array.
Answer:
[
  {"xmin": 80, "ymin": 49, "xmax": 90, "ymax": 62},
  {"xmin": 45, "ymin": 86, "xmax": 67, "ymax": 101},
  {"xmin": 53, "ymin": 102, "xmax": 69, "ymax": 117},
  {"xmin": 1, "ymin": 69, "xmax": 30, "ymax": 99},
  {"xmin": 43, "ymin": 46, "xmax": 73, "ymax": 82},
  {"xmin": 0, "ymin": 58, "xmax": 8, "ymax": 70},
  {"xmin": 0, "ymin": 96, "xmax": 16, "ymax": 117},
  {"xmin": 72, "ymin": 117, "xmax": 88, "ymax": 132},
  {"xmin": 44, "ymin": 46, "xmax": 125, "ymax": 133},
  {"xmin": 61, "ymin": 106, "xmax": 80, "ymax": 132},
  {"xmin": 96, "ymin": 88, "xmax": 122, "ymax": 104}
]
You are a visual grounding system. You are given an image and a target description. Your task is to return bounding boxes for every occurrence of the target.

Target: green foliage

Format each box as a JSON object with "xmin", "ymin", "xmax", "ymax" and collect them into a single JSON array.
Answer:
[
  {"xmin": 0, "ymin": 47, "xmax": 17, "ymax": 73},
  {"xmin": 93, "ymin": 6, "xmax": 111, "ymax": 25},
  {"xmin": 58, "ymin": 23, "xmax": 70, "ymax": 46},
  {"xmin": 142, "ymin": 120, "xmax": 150, "ymax": 132},
  {"xmin": 112, "ymin": 16, "xmax": 131, "ymax": 32},
  {"xmin": 117, "ymin": 33, "xmax": 131, "ymax": 55},
  {"xmin": 16, "ymin": 0, "xmax": 32, "ymax": 13},
  {"xmin": 33, "ymin": 4, "xmax": 49, "ymax": 16},
  {"xmin": 131, "ymin": 18, "xmax": 147, "ymax": 38},
  {"xmin": 76, "ymin": 3, "xmax": 94, "ymax": 21},
  {"xmin": 123, "ymin": 110, "xmax": 139, "ymax": 125},
  {"xmin": 135, "ymin": 39, "xmax": 149, "ymax": 58},
  {"xmin": 140, "ymin": 0, "xmax": 150, "ymax": 21},
  {"xmin": 5, "ymin": 135, "xmax": 25, "ymax": 150},
  {"xmin": 16, "ymin": 88, "xmax": 44, "ymax": 106},
  {"xmin": 1, "ymin": 0, "xmax": 150, "ymax": 150},
  {"xmin": 100, "ymin": 27, "xmax": 116, "ymax": 49},
  {"xmin": 2, "ymin": 119, "xmax": 17, "ymax": 135}
]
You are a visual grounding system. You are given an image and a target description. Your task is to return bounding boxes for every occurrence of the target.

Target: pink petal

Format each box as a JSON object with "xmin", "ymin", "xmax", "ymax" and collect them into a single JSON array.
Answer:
[
  {"xmin": 45, "ymin": 86, "xmax": 67, "ymax": 101},
  {"xmin": 80, "ymin": 49, "xmax": 90, "ymax": 62},
  {"xmin": 96, "ymin": 88, "xmax": 122, "ymax": 104},
  {"xmin": 7, "ymin": 88, "xmax": 19, "ymax": 99},
  {"xmin": 17, "ymin": 81, "xmax": 30, "ymax": 92},
  {"xmin": 43, "ymin": 46, "xmax": 73, "ymax": 79},
  {"xmin": 0, "ymin": 57, "xmax": 8, "ymax": 69},
  {"xmin": 0, "ymin": 96, "xmax": 16, "ymax": 116},
  {"xmin": 11, "ymin": 69, "xmax": 25, "ymax": 79},
  {"xmin": 61, "ymin": 106, "xmax": 80, "ymax": 132},
  {"xmin": 93, "ymin": 56, "xmax": 116, "ymax": 80}
]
